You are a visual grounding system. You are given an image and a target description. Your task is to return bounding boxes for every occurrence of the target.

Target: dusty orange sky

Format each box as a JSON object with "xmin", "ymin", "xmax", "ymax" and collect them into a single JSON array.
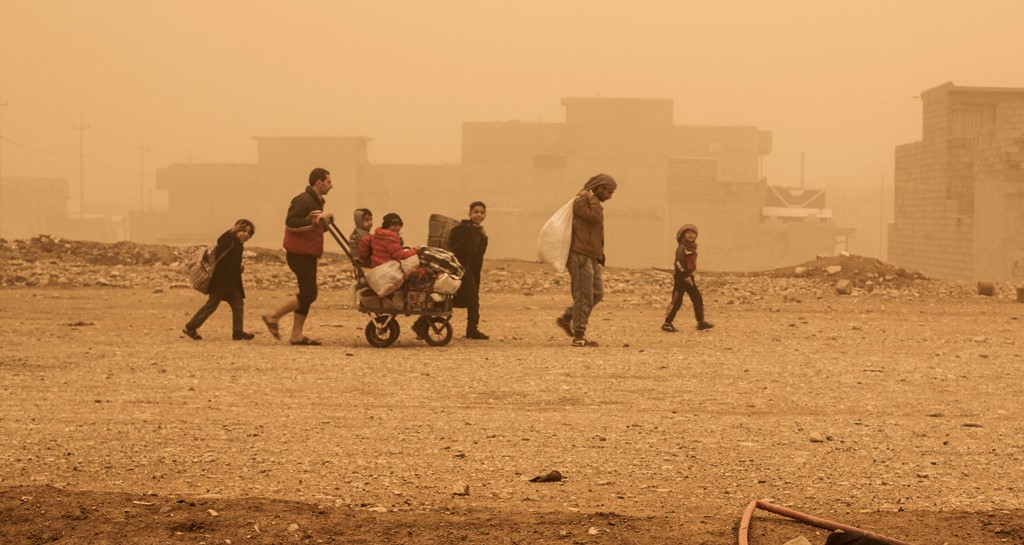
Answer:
[{"xmin": 1, "ymin": 1, "xmax": 1023, "ymax": 213}]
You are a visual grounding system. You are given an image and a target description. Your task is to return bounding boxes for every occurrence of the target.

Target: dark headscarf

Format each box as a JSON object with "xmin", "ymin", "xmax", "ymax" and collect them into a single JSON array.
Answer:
[{"xmin": 582, "ymin": 173, "xmax": 618, "ymax": 192}]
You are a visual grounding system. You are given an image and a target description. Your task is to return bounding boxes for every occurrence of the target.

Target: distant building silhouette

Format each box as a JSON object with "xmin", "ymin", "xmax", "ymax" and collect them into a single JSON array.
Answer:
[
  {"xmin": 889, "ymin": 82, "xmax": 1024, "ymax": 281},
  {"xmin": 156, "ymin": 97, "xmax": 842, "ymax": 270}
]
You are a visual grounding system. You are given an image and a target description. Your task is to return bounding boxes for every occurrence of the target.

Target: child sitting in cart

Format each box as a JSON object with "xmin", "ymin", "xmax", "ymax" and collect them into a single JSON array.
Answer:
[
  {"xmin": 349, "ymin": 208, "xmax": 373, "ymax": 266},
  {"xmin": 359, "ymin": 212, "xmax": 417, "ymax": 267}
]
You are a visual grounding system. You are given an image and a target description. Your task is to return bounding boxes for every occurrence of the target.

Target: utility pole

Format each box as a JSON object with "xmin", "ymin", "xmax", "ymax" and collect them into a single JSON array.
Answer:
[
  {"xmin": 136, "ymin": 138, "xmax": 148, "ymax": 211},
  {"xmin": 879, "ymin": 171, "xmax": 885, "ymax": 260},
  {"xmin": 799, "ymin": 152, "xmax": 805, "ymax": 189},
  {"xmin": 74, "ymin": 117, "xmax": 89, "ymax": 218},
  {"xmin": 0, "ymin": 100, "xmax": 7, "ymax": 238}
]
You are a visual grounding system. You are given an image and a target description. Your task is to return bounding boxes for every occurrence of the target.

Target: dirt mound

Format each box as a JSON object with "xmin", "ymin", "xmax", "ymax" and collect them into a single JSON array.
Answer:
[{"xmin": 758, "ymin": 254, "xmax": 927, "ymax": 290}]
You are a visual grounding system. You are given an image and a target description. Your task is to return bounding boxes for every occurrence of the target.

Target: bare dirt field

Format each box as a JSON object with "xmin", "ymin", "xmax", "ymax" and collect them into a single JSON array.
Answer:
[{"xmin": 1, "ymin": 240, "xmax": 1023, "ymax": 544}]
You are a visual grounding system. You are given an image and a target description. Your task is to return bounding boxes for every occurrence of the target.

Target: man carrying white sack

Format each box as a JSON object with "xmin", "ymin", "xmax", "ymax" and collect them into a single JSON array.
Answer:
[{"xmin": 554, "ymin": 173, "xmax": 617, "ymax": 347}]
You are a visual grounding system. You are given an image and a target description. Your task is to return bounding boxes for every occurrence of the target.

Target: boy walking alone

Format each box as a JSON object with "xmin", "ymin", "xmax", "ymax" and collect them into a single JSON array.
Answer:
[{"xmin": 663, "ymin": 224, "xmax": 714, "ymax": 332}]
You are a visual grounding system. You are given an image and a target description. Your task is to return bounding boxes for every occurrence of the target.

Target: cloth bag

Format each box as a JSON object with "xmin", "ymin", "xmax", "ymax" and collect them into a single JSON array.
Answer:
[
  {"xmin": 364, "ymin": 255, "xmax": 421, "ymax": 296},
  {"xmin": 432, "ymin": 272, "xmax": 462, "ymax": 294},
  {"xmin": 536, "ymin": 197, "xmax": 575, "ymax": 273},
  {"xmin": 186, "ymin": 244, "xmax": 222, "ymax": 294}
]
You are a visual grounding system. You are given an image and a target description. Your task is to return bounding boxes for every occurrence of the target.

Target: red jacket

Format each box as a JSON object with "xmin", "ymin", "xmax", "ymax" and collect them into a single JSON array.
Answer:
[
  {"xmin": 367, "ymin": 228, "xmax": 417, "ymax": 267},
  {"xmin": 282, "ymin": 187, "xmax": 326, "ymax": 258}
]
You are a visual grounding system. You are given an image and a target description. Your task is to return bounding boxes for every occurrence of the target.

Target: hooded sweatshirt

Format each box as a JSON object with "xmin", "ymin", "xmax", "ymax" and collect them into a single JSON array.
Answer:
[{"xmin": 349, "ymin": 208, "xmax": 371, "ymax": 247}]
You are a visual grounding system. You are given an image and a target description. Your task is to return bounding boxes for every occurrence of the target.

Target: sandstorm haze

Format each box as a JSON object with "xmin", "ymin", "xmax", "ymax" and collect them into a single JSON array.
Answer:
[{"xmin": 1, "ymin": 1, "xmax": 1023, "ymax": 268}]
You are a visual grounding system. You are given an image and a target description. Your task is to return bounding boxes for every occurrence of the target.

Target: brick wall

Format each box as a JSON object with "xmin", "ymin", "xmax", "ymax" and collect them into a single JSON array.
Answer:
[{"xmin": 890, "ymin": 83, "xmax": 1024, "ymax": 281}]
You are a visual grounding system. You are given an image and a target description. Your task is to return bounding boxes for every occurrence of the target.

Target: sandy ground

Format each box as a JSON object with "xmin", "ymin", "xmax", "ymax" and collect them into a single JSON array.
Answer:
[{"xmin": 2, "ymin": 258, "xmax": 1023, "ymax": 544}]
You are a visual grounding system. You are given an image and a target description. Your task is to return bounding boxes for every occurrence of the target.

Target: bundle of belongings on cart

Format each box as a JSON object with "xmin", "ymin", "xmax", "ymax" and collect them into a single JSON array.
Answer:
[
  {"xmin": 363, "ymin": 247, "xmax": 463, "ymax": 298},
  {"xmin": 357, "ymin": 215, "xmax": 465, "ymax": 300}
]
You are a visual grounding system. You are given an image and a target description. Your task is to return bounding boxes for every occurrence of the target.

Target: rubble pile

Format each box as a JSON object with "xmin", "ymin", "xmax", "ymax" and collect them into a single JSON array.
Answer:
[
  {"xmin": 0, "ymin": 236, "xmax": 995, "ymax": 300},
  {"xmin": 0, "ymin": 235, "xmax": 349, "ymax": 290}
]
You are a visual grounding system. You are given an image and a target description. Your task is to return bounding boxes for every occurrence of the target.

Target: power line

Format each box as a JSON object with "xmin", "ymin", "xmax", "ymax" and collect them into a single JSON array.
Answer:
[
  {"xmin": 136, "ymin": 138, "xmax": 149, "ymax": 211},
  {"xmin": 0, "ymin": 135, "xmax": 79, "ymax": 158}
]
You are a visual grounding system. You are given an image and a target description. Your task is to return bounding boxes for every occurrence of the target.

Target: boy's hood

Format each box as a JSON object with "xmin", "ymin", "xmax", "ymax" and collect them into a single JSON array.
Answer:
[{"xmin": 352, "ymin": 209, "xmax": 369, "ymax": 230}]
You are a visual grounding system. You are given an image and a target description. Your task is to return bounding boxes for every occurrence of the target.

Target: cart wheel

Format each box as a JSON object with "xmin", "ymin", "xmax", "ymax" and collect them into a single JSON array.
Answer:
[
  {"xmin": 423, "ymin": 316, "xmax": 453, "ymax": 347},
  {"xmin": 365, "ymin": 315, "xmax": 399, "ymax": 348}
]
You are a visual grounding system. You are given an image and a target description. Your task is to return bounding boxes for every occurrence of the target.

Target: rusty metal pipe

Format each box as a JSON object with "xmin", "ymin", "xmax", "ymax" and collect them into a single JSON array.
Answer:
[{"xmin": 738, "ymin": 499, "xmax": 913, "ymax": 545}]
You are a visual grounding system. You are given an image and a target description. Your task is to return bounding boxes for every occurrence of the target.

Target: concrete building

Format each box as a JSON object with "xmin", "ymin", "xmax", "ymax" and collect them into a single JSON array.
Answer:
[
  {"xmin": 461, "ymin": 97, "xmax": 836, "ymax": 270},
  {"xmin": 155, "ymin": 97, "xmax": 843, "ymax": 270},
  {"xmin": 889, "ymin": 82, "xmax": 1024, "ymax": 281}
]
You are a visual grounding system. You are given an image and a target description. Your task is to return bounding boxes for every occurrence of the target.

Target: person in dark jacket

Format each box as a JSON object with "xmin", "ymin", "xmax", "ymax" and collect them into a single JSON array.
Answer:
[
  {"xmin": 262, "ymin": 167, "xmax": 334, "ymax": 346},
  {"xmin": 449, "ymin": 201, "xmax": 489, "ymax": 340},
  {"xmin": 183, "ymin": 219, "xmax": 256, "ymax": 340},
  {"xmin": 662, "ymin": 224, "xmax": 713, "ymax": 332},
  {"xmin": 555, "ymin": 173, "xmax": 617, "ymax": 347}
]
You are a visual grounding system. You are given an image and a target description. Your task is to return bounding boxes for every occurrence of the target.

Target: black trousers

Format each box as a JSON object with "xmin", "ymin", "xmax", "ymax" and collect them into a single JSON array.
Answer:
[
  {"xmin": 286, "ymin": 252, "xmax": 318, "ymax": 316},
  {"xmin": 186, "ymin": 295, "xmax": 244, "ymax": 333},
  {"xmin": 665, "ymin": 272, "xmax": 704, "ymax": 324}
]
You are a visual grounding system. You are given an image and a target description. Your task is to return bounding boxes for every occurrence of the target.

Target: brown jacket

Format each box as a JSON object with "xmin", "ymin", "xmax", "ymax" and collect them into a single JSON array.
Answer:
[{"xmin": 570, "ymin": 191, "xmax": 605, "ymax": 261}]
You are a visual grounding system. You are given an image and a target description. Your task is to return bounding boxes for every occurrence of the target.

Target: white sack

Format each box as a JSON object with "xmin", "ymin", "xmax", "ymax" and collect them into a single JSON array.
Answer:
[
  {"xmin": 536, "ymin": 197, "xmax": 575, "ymax": 273},
  {"xmin": 364, "ymin": 260, "xmax": 404, "ymax": 296},
  {"xmin": 432, "ymin": 272, "xmax": 463, "ymax": 294}
]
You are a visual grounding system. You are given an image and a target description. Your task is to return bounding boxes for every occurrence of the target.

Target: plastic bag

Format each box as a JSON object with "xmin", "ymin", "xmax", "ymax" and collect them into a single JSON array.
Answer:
[
  {"xmin": 432, "ymin": 272, "xmax": 462, "ymax": 294},
  {"xmin": 364, "ymin": 260, "xmax": 404, "ymax": 296},
  {"xmin": 536, "ymin": 197, "xmax": 575, "ymax": 273}
]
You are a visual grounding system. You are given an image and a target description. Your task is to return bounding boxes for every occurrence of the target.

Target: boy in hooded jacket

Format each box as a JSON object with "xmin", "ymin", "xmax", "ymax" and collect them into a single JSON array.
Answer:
[
  {"xmin": 349, "ymin": 208, "xmax": 373, "ymax": 267},
  {"xmin": 663, "ymin": 224, "xmax": 714, "ymax": 332}
]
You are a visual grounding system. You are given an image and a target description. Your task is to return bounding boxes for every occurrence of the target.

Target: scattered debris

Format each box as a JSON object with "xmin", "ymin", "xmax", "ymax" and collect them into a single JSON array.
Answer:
[{"xmin": 529, "ymin": 470, "xmax": 563, "ymax": 483}]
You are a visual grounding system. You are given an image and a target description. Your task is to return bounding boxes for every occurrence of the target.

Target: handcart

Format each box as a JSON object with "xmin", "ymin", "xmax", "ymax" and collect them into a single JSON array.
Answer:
[{"xmin": 326, "ymin": 222, "xmax": 455, "ymax": 348}]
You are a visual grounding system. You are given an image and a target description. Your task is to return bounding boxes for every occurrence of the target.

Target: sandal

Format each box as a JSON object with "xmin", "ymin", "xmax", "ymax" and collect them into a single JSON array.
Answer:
[
  {"xmin": 261, "ymin": 315, "xmax": 280, "ymax": 340},
  {"xmin": 289, "ymin": 337, "xmax": 322, "ymax": 346}
]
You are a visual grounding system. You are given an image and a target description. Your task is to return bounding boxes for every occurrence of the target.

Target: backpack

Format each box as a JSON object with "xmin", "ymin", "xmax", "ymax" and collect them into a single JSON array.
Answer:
[
  {"xmin": 417, "ymin": 246, "xmax": 464, "ymax": 279},
  {"xmin": 185, "ymin": 244, "xmax": 220, "ymax": 294}
]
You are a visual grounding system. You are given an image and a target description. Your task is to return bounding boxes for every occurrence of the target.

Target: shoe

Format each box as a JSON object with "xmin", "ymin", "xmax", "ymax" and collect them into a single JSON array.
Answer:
[
  {"xmin": 289, "ymin": 337, "xmax": 322, "ymax": 346},
  {"xmin": 233, "ymin": 331, "xmax": 255, "ymax": 341},
  {"xmin": 182, "ymin": 327, "xmax": 202, "ymax": 341},
  {"xmin": 661, "ymin": 323, "xmax": 678, "ymax": 333},
  {"xmin": 261, "ymin": 315, "xmax": 280, "ymax": 341},
  {"xmin": 466, "ymin": 330, "xmax": 489, "ymax": 340},
  {"xmin": 697, "ymin": 321, "xmax": 715, "ymax": 331},
  {"xmin": 571, "ymin": 337, "xmax": 598, "ymax": 347},
  {"xmin": 555, "ymin": 316, "xmax": 573, "ymax": 337},
  {"xmin": 412, "ymin": 318, "xmax": 429, "ymax": 340}
]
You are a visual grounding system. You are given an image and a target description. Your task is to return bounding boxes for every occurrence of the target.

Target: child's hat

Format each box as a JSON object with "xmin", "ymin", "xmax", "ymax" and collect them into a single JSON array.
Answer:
[
  {"xmin": 382, "ymin": 213, "xmax": 403, "ymax": 228},
  {"xmin": 677, "ymin": 224, "xmax": 698, "ymax": 241}
]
